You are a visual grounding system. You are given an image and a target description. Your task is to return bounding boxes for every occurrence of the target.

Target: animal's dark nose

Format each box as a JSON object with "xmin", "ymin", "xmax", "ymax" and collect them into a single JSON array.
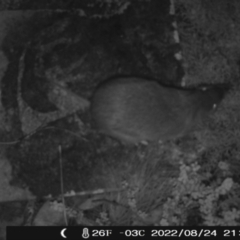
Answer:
[{"xmin": 91, "ymin": 77, "xmax": 228, "ymax": 144}]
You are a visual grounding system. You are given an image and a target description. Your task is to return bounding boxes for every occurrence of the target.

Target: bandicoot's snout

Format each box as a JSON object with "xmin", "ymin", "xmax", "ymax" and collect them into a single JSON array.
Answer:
[{"xmin": 91, "ymin": 77, "xmax": 228, "ymax": 144}]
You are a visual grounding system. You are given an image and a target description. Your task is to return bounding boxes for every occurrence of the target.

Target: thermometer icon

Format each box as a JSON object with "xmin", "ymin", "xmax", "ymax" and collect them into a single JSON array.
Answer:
[{"xmin": 82, "ymin": 228, "xmax": 90, "ymax": 239}]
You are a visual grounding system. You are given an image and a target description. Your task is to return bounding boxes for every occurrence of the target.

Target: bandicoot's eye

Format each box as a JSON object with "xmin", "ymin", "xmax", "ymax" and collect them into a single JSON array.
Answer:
[
  {"xmin": 213, "ymin": 103, "xmax": 217, "ymax": 110},
  {"xmin": 200, "ymin": 86, "xmax": 208, "ymax": 91}
]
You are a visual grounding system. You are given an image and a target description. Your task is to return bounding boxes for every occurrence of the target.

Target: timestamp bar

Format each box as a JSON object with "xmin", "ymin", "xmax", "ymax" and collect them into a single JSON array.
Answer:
[{"xmin": 7, "ymin": 226, "xmax": 240, "ymax": 240}]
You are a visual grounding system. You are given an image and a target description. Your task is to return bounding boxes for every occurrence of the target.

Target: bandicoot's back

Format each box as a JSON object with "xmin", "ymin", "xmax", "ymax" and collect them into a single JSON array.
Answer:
[{"xmin": 91, "ymin": 77, "xmax": 227, "ymax": 144}]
